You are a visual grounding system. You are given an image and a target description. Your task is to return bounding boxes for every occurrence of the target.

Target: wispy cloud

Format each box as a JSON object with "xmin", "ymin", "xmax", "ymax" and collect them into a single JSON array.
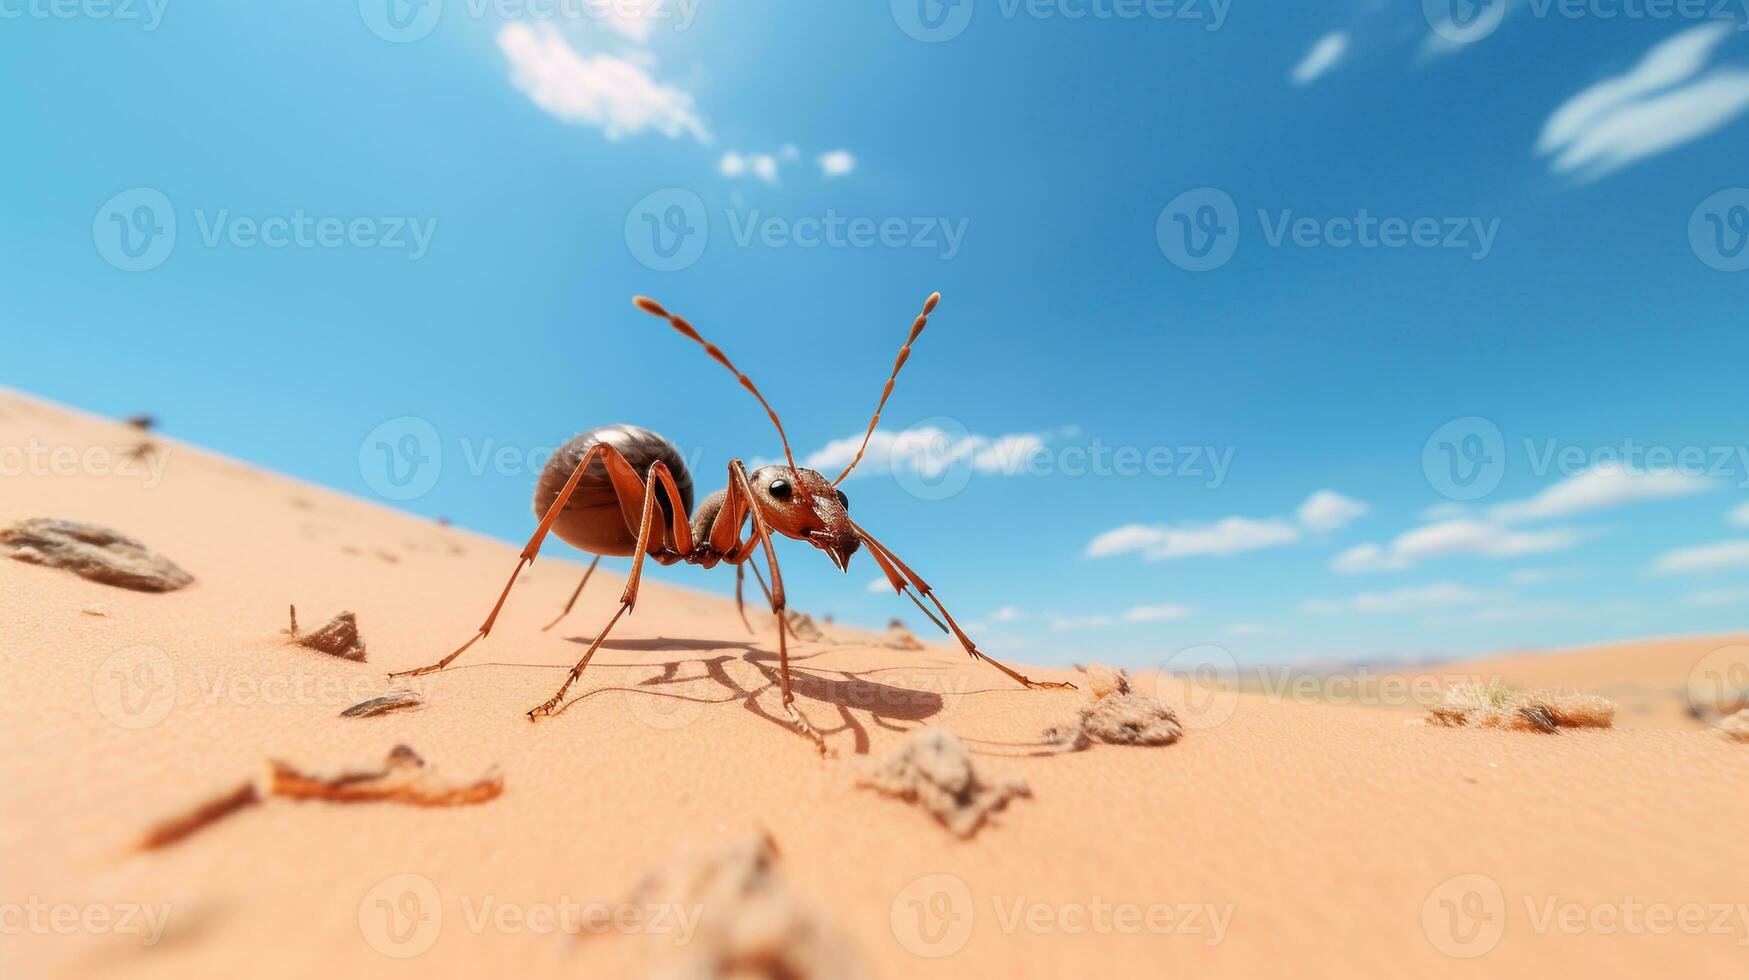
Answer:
[
  {"xmin": 1304, "ymin": 582, "xmax": 1501, "ymax": 615},
  {"xmin": 1123, "ymin": 603, "xmax": 1194, "ymax": 623},
  {"xmin": 1489, "ymin": 462, "xmax": 1717, "ymax": 522},
  {"xmin": 866, "ymin": 575, "xmax": 891, "ymax": 594},
  {"xmin": 720, "ymin": 144, "xmax": 800, "ymax": 184},
  {"xmin": 801, "ymin": 426, "xmax": 1048, "ymax": 481},
  {"xmin": 1331, "ymin": 519, "xmax": 1584, "ymax": 573},
  {"xmin": 818, "ymin": 149, "xmax": 856, "ymax": 177},
  {"xmin": 1731, "ymin": 502, "xmax": 1749, "ymax": 527},
  {"xmin": 1297, "ymin": 490, "xmax": 1370, "ymax": 532},
  {"xmin": 989, "ymin": 605, "xmax": 1024, "ymax": 623},
  {"xmin": 1685, "ymin": 586, "xmax": 1749, "ymax": 608},
  {"xmin": 1291, "ymin": 31, "xmax": 1349, "ymax": 86},
  {"xmin": 1537, "ymin": 25, "xmax": 1749, "ymax": 180},
  {"xmin": 498, "ymin": 23, "xmax": 709, "ymax": 143},
  {"xmin": 1649, "ymin": 539, "xmax": 1749, "ymax": 576},
  {"xmin": 1088, "ymin": 490, "xmax": 1364, "ymax": 562},
  {"xmin": 1508, "ymin": 566, "xmax": 1585, "ymax": 586}
]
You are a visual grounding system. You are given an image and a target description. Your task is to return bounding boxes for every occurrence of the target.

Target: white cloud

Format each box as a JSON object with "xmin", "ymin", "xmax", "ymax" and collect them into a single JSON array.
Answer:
[
  {"xmin": 989, "ymin": 605, "xmax": 1024, "ymax": 623},
  {"xmin": 498, "ymin": 23, "xmax": 709, "ymax": 143},
  {"xmin": 818, "ymin": 149, "xmax": 856, "ymax": 177},
  {"xmin": 802, "ymin": 426, "xmax": 1047, "ymax": 481},
  {"xmin": 1297, "ymin": 490, "xmax": 1370, "ymax": 532},
  {"xmin": 1489, "ymin": 462, "xmax": 1717, "ymax": 523},
  {"xmin": 1123, "ymin": 603, "xmax": 1194, "ymax": 623},
  {"xmin": 1731, "ymin": 502, "xmax": 1749, "ymax": 527},
  {"xmin": 1303, "ymin": 582, "xmax": 1500, "ymax": 616},
  {"xmin": 1049, "ymin": 614, "xmax": 1114, "ymax": 630},
  {"xmin": 1537, "ymin": 25, "xmax": 1749, "ymax": 180},
  {"xmin": 1649, "ymin": 539, "xmax": 1749, "ymax": 576},
  {"xmin": 1508, "ymin": 566, "xmax": 1584, "ymax": 587},
  {"xmin": 1685, "ymin": 587, "xmax": 1749, "ymax": 608},
  {"xmin": 1332, "ymin": 519, "xmax": 1584, "ymax": 574},
  {"xmin": 720, "ymin": 151, "xmax": 780, "ymax": 184},
  {"xmin": 1291, "ymin": 31, "xmax": 1349, "ymax": 86},
  {"xmin": 866, "ymin": 575, "xmax": 891, "ymax": 594},
  {"xmin": 597, "ymin": 0, "xmax": 664, "ymax": 42},
  {"xmin": 1086, "ymin": 517, "xmax": 1301, "ymax": 561}
]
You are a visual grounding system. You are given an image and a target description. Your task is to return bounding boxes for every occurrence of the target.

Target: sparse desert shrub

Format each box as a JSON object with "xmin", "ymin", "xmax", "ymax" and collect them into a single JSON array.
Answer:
[{"xmin": 1427, "ymin": 682, "xmax": 1615, "ymax": 732}]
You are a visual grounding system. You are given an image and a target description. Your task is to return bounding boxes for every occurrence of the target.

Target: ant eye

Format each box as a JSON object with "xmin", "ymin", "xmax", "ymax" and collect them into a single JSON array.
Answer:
[
  {"xmin": 768, "ymin": 478, "xmax": 792, "ymax": 500},
  {"xmin": 835, "ymin": 489, "xmax": 849, "ymax": 508}
]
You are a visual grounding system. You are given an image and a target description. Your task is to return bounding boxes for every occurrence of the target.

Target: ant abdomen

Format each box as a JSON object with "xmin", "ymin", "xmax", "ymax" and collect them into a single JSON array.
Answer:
[{"xmin": 535, "ymin": 424, "xmax": 694, "ymax": 557}]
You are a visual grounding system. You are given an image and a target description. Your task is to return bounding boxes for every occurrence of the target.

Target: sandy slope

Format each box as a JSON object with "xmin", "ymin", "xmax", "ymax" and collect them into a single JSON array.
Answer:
[{"xmin": 2, "ymin": 387, "xmax": 1746, "ymax": 979}]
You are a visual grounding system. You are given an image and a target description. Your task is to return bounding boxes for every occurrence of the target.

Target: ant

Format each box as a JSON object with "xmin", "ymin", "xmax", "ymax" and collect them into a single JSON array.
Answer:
[{"xmin": 390, "ymin": 292, "xmax": 1073, "ymax": 746}]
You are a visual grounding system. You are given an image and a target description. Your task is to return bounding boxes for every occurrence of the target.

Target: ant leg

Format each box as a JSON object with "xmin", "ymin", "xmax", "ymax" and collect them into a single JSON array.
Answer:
[
  {"xmin": 391, "ymin": 442, "xmax": 619, "ymax": 678},
  {"xmin": 728, "ymin": 461, "xmax": 825, "ymax": 753},
  {"xmin": 527, "ymin": 462, "xmax": 685, "ymax": 719},
  {"xmin": 852, "ymin": 519, "xmax": 1076, "ymax": 692},
  {"xmin": 541, "ymin": 555, "xmax": 601, "ymax": 632}
]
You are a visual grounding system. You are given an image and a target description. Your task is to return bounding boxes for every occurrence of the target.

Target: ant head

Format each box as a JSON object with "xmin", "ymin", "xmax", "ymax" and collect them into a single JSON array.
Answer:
[{"xmin": 748, "ymin": 465, "xmax": 859, "ymax": 571}]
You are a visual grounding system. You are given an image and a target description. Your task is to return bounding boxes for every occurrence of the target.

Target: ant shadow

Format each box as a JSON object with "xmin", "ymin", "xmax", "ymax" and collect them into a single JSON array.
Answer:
[{"xmin": 537, "ymin": 635, "xmax": 1054, "ymax": 756}]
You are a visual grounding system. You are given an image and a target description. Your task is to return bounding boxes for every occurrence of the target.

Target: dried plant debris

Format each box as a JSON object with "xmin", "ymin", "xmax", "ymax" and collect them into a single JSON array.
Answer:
[
  {"xmin": 289, "ymin": 607, "xmax": 367, "ymax": 662},
  {"xmin": 1044, "ymin": 664, "xmax": 1184, "ymax": 750},
  {"xmin": 627, "ymin": 832, "xmax": 863, "ymax": 980},
  {"xmin": 783, "ymin": 610, "xmax": 825, "ymax": 643},
  {"xmin": 882, "ymin": 619, "xmax": 925, "ymax": 651},
  {"xmin": 856, "ymin": 728, "xmax": 1029, "ymax": 838},
  {"xmin": 1426, "ymin": 681, "xmax": 1616, "ymax": 732},
  {"xmin": 1718, "ymin": 710, "xmax": 1749, "ymax": 743},
  {"xmin": 137, "ymin": 745, "xmax": 501, "ymax": 850},
  {"xmin": 0, "ymin": 518, "xmax": 193, "ymax": 592},
  {"xmin": 123, "ymin": 413, "xmax": 157, "ymax": 431},
  {"xmin": 341, "ymin": 691, "xmax": 423, "ymax": 718}
]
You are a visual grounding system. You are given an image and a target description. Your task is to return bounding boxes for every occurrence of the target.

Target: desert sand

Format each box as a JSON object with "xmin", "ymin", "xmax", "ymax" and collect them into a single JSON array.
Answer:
[{"xmin": 2, "ymin": 386, "xmax": 1746, "ymax": 979}]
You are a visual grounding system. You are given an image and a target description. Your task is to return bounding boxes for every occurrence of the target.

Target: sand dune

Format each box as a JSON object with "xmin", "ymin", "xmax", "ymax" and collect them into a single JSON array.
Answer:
[{"xmin": 2, "ymin": 386, "xmax": 1746, "ymax": 979}]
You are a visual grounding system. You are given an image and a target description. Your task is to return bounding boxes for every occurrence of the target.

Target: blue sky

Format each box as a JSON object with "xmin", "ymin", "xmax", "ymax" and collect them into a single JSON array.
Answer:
[{"xmin": 4, "ymin": 1, "xmax": 1749, "ymax": 668}]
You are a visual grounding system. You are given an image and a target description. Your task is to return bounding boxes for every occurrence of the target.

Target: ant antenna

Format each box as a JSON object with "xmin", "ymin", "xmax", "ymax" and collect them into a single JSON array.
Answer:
[
  {"xmin": 831, "ymin": 292, "xmax": 940, "ymax": 486},
  {"xmin": 633, "ymin": 296, "xmax": 813, "ymax": 502}
]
